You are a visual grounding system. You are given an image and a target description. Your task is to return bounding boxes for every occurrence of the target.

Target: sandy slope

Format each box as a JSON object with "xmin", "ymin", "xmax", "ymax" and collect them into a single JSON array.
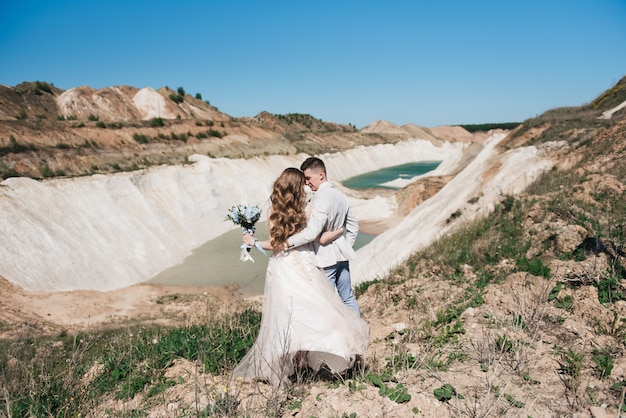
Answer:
[{"xmin": 352, "ymin": 132, "xmax": 554, "ymax": 284}]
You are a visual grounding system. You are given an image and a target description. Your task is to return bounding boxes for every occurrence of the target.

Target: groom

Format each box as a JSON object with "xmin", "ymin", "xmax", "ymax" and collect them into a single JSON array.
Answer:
[{"xmin": 287, "ymin": 157, "xmax": 361, "ymax": 314}]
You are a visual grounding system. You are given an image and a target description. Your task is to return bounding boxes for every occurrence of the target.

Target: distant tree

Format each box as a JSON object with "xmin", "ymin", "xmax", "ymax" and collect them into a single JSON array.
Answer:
[
  {"xmin": 459, "ymin": 122, "xmax": 521, "ymax": 133},
  {"xmin": 35, "ymin": 81, "xmax": 53, "ymax": 94},
  {"xmin": 177, "ymin": 86, "xmax": 186, "ymax": 96},
  {"xmin": 195, "ymin": 93, "xmax": 202, "ymax": 100}
]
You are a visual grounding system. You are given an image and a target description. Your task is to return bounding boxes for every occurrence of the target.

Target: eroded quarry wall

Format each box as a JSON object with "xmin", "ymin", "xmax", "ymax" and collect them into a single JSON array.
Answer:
[{"xmin": 0, "ymin": 139, "xmax": 464, "ymax": 291}]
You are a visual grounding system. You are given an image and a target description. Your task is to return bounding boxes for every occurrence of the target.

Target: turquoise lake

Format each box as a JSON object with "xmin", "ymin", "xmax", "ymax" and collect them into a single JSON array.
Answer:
[{"xmin": 342, "ymin": 161, "xmax": 441, "ymax": 189}]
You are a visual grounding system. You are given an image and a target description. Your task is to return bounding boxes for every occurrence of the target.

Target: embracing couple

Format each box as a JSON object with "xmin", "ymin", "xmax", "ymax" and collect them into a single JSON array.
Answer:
[{"xmin": 233, "ymin": 157, "xmax": 369, "ymax": 388}]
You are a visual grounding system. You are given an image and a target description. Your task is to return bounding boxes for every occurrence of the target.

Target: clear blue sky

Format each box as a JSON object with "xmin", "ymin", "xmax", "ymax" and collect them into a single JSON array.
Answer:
[{"xmin": 1, "ymin": 1, "xmax": 625, "ymax": 128}]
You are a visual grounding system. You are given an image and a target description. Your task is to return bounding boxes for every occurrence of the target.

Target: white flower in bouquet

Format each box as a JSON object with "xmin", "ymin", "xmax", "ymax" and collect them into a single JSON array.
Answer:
[
  {"xmin": 225, "ymin": 204, "xmax": 262, "ymax": 231},
  {"xmin": 225, "ymin": 204, "xmax": 266, "ymax": 262}
]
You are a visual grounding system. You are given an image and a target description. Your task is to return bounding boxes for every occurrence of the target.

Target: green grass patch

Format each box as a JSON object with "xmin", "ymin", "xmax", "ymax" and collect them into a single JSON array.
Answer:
[{"xmin": 0, "ymin": 308, "xmax": 261, "ymax": 417}]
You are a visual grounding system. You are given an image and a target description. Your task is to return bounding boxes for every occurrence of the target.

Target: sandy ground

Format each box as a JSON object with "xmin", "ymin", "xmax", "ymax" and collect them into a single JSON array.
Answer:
[{"xmin": 0, "ymin": 275, "xmax": 246, "ymax": 339}]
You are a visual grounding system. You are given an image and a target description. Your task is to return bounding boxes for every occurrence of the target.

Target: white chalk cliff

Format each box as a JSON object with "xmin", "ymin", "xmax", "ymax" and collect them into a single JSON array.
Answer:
[
  {"xmin": 0, "ymin": 138, "xmax": 471, "ymax": 291},
  {"xmin": 351, "ymin": 133, "xmax": 554, "ymax": 285}
]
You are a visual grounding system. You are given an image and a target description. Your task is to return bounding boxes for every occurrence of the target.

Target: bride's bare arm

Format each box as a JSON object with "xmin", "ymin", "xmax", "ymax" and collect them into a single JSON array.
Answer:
[{"xmin": 318, "ymin": 227, "xmax": 344, "ymax": 245}]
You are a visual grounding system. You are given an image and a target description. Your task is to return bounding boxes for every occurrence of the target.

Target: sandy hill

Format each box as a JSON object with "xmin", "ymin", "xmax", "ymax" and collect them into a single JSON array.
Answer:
[
  {"xmin": 429, "ymin": 125, "xmax": 474, "ymax": 142},
  {"xmin": 360, "ymin": 120, "xmax": 488, "ymax": 145},
  {"xmin": 0, "ymin": 83, "xmax": 483, "ymax": 180},
  {"xmin": 401, "ymin": 123, "xmax": 441, "ymax": 142},
  {"xmin": 0, "ymin": 82, "xmax": 231, "ymax": 122},
  {"xmin": 360, "ymin": 119, "xmax": 410, "ymax": 135}
]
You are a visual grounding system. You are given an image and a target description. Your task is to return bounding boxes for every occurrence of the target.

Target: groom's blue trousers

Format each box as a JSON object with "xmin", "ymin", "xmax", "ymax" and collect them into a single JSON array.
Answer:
[{"xmin": 323, "ymin": 261, "xmax": 361, "ymax": 315}]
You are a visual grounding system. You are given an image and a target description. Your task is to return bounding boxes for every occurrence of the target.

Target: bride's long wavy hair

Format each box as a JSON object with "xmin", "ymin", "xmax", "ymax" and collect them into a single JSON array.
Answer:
[{"xmin": 268, "ymin": 167, "xmax": 308, "ymax": 252}]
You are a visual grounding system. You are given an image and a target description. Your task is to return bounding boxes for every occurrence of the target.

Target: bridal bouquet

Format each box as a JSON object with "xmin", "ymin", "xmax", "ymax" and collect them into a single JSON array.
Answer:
[{"xmin": 225, "ymin": 204, "xmax": 267, "ymax": 262}]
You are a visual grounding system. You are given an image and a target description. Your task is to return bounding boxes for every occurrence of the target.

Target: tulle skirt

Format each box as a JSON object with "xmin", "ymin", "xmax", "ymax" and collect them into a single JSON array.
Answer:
[{"xmin": 232, "ymin": 246, "xmax": 369, "ymax": 387}]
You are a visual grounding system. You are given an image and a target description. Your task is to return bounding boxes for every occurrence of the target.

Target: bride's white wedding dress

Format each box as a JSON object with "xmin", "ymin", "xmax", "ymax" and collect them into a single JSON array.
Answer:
[{"xmin": 232, "ymin": 245, "xmax": 369, "ymax": 387}]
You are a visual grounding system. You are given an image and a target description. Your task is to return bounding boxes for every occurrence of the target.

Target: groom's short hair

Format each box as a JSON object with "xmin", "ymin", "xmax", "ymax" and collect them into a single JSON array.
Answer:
[{"xmin": 300, "ymin": 157, "xmax": 326, "ymax": 175}]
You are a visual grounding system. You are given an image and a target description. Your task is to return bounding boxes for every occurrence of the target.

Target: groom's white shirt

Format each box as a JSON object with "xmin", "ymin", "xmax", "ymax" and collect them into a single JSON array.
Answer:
[{"xmin": 287, "ymin": 181, "xmax": 359, "ymax": 268}]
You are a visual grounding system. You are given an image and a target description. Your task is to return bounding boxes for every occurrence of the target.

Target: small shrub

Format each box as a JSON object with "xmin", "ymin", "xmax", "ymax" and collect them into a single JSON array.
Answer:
[
  {"xmin": 132, "ymin": 134, "xmax": 151, "ymax": 144},
  {"xmin": 35, "ymin": 81, "xmax": 53, "ymax": 94},
  {"xmin": 555, "ymin": 295, "xmax": 574, "ymax": 310},
  {"xmin": 592, "ymin": 349, "xmax": 613, "ymax": 379},
  {"xmin": 434, "ymin": 321, "xmax": 466, "ymax": 347},
  {"xmin": 446, "ymin": 210, "xmax": 462, "ymax": 223},
  {"xmin": 368, "ymin": 374, "xmax": 411, "ymax": 403},
  {"xmin": 548, "ymin": 282, "xmax": 562, "ymax": 301},
  {"xmin": 496, "ymin": 334, "xmax": 513, "ymax": 353},
  {"xmin": 150, "ymin": 117, "xmax": 164, "ymax": 127},
  {"xmin": 556, "ymin": 347, "xmax": 583, "ymax": 379},
  {"xmin": 354, "ymin": 279, "xmax": 380, "ymax": 297},
  {"xmin": 596, "ymin": 276, "xmax": 625, "ymax": 304},
  {"xmin": 433, "ymin": 383, "xmax": 464, "ymax": 402},
  {"xmin": 208, "ymin": 129, "xmax": 223, "ymax": 138},
  {"xmin": 516, "ymin": 257, "xmax": 551, "ymax": 278},
  {"xmin": 40, "ymin": 165, "xmax": 55, "ymax": 178},
  {"xmin": 169, "ymin": 93, "xmax": 183, "ymax": 103},
  {"xmin": 560, "ymin": 248, "xmax": 587, "ymax": 261},
  {"xmin": 501, "ymin": 195, "xmax": 515, "ymax": 212},
  {"xmin": 504, "ymin": 393, "xmax": 525, "ymax": 408}
]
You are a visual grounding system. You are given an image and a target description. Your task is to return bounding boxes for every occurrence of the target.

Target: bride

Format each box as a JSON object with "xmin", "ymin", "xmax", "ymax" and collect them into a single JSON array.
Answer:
[{"xmin": 232, "ymin": 167, "xmax": 369, "ymax": 387}]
